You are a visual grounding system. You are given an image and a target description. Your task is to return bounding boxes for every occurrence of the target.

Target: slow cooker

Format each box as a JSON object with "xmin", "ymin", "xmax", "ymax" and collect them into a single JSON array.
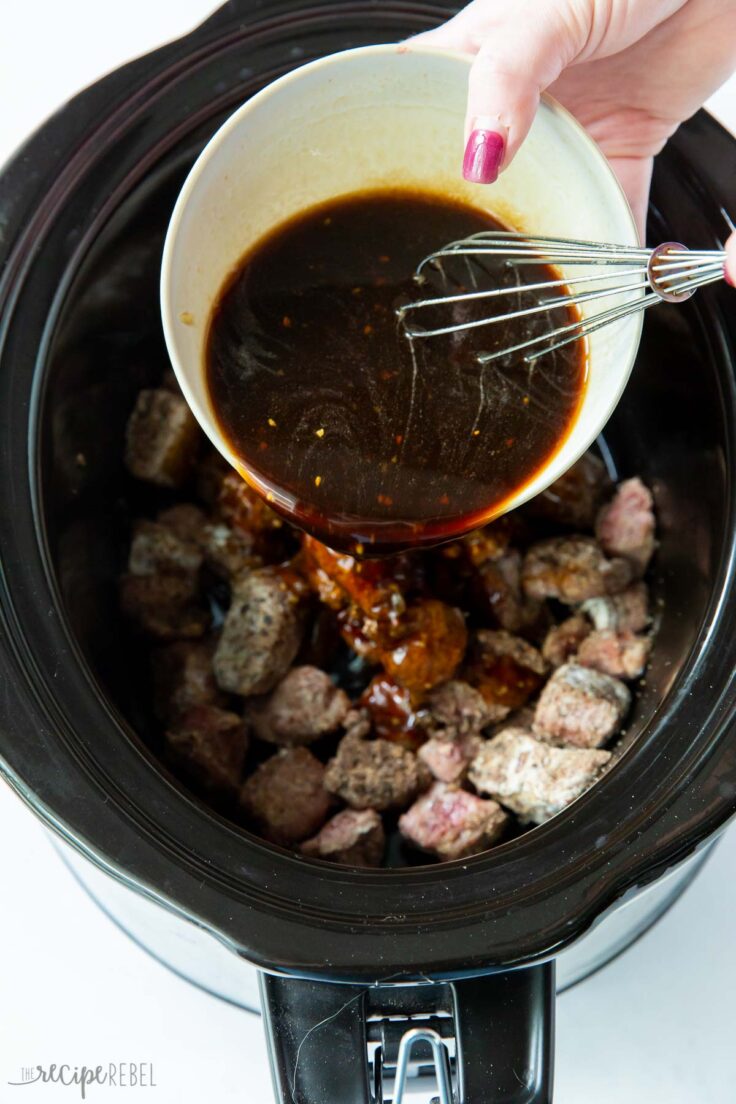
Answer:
[{"xmin": 1, "ymin": 3, "xmax": 736, "ymax": 1101}]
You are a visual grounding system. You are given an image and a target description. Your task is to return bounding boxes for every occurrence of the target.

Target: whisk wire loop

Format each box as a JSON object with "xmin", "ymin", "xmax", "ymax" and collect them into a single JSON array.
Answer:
[{"xmin": 398, "ymin": 232, "xmax": 727, "ymax": 362}]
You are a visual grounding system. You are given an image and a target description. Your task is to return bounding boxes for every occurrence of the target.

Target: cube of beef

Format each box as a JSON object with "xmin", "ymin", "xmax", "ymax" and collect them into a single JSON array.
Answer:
[
  {"xmin": 120, "ymin": 573, "xmax": 210, "ymax": 640},
  {"xmin": 525, "ymin": 451, "xmax": 611, "ymax": 528},
  {"xmin": 125, "ymin": 389, "xmax": 200, "ymax": 487},
  {"xmin": 156, "ymin": 504, "xmax": 255, "ymax": 580},
  {"xmin": 240, "ymin": 747, "xmax": 331, "ymax": 845},
  {"xmin": 300, "ymin": 808, "xmax": 385, "ymax": 867},
  {"xmin": 213, "ymin": 568, "xmax": 304, "ymax": 696},
  {"xmin": 533, "ymin": 662, "xmax": 630, "ymax": 748},
  {"xmin": 152, "ymin": 640, "xmax": 224, "ymax": 722},
  {"xmin": 580, "ymin": 581, "xmax": 650, "ymax": 634},
  {"xmin": 128, "ymin": 518, "xmax": 203, "ymax": 578},
  {"xmin": 398, "ymin": 782, "xmax": 508, "ymax": 861},
  {"xmin": 577, "ymin": 629, "xmax": 652, "ymax": 680},
  {"xmin": 324, "ymin": 733, "xmax": 430, "ymax": 812},
  {"xmin": 469, "ymin": 727, "xmax": 611, "ymax": 823},
  {"xmin": 381, "ymin": 599, "xmax": 468, "ymax": 693},
  {"xmin": 427, "ymin": 680, "xmax": 495, "ymax": 737},
  {"xmin": 217, "ymin": 470, "xmax": 285, "ymax": 536},
  {"xmin": 522, "ymin": 536, "xmax": 632, "ymax": 604},
  {"xmin": 595, "ymin": 478, "xmax": 656, "ymax": 577},
  {"xmin": 248, "ymin": 666, "xmax": 350, "ymax": 746},
  {"xmin": 541, "ymin": 614, "xmax": 591, "ymax": 668},
  {"xmin": 418, "ymin": 732, "xmax": 483, "ymax": 783},
  {"xmin": 474, "ymin": 550, "xmax": 542, "ymax": 633},
  {"xmin": 165, "ymin": 704, "xmax": 248, "ymax": 796},
  {"xmin": 465, "ymin": 630, "xmax": 546, "ymax": 718}
]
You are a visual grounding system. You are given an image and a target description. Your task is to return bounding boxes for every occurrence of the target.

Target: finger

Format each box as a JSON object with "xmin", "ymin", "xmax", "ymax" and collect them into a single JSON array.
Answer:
[
  {"xmin": 461, "ymin": 6, "xmax": 583, "ymax": 184},
  {"xmin": 725, "ymin": 231, "xmax": 736, "ymax": 287}
]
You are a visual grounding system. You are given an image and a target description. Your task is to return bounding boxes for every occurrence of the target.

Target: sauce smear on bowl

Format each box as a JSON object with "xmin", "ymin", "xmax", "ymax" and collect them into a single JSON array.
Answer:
[{"xmin": 206, "ymin": 189, "xmax": 586, "ymax": 553}]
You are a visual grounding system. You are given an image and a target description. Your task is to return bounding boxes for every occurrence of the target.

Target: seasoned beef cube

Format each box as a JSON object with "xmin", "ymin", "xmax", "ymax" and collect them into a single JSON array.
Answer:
[
  {"xmin": 240, "ymin": 747, "xmax": 331, "ymax": 845},
  {"xmin": 427, "ymin": 680, "xmax": 494, "ymax": 737},
  {"xmin": 526, "ymin": 452, "xmax": 610, "ymax": 528},
  {"xmin": 324, "ymin": 733, "xmax": 430, "ymax": 811},
  {"xmin": 577, "ymin": 629, "xmax": 652, "ymax": 680},
  {"xmin": 360, "ymin": 676, "xmax": 428, "ymax": 749},
  {"xmin": 381, "ymin": 599, "xmax": 468, "ymax": 693},
  {"xmin": 342, "ymin": 708, "xmax": 373, "ymax": 741},
  {"xmin": 465, "ymin": 630, "xmax": 546, "ymax": 717},
  {"xmin": 461, "ymin": 519, "xmax": 518, "ymax": 566},
  {"xmin": 595, "ymin": 478, "xmax": 656, "ymax": 576},
  {"xmin": 300, "ymin": 808, "xmax": 385, "ymax": 867},
  {"xmin": 157, "ymin": 503, "xmax": 255, "ymax": 579},
  {"xmin": 165, "ymin": 704, "xmax": 248, "ymax": 796},
  {"xmin": 124, "ymin": 389, "xmax": 200, "ymax": 488},
  {"xmin": 152, "ymin": 640, "xmax": 224, "ymax": 722},
  {"xmin": 218, "ymin": 470, "xmax": 285, "ymax": 535},
  {"xmin": 469, "ymin": 727, "xmax": 611, "ymax": 823},
  {"xmin": 156, "ymin": 503, "xmax": 208, "ymax": 542},
  {"xmin": 213, "ymin": 568, "xmax": 304, "ymax": 696},
  {"xmin": 128, "ymin": 519, "xmax": 203, "ymax": 578},
  {"xmin": 474, "ymin": 550, "xmax": 542, "ymax": 633},
  {"xmin": 533, "ymin": 662, "xmax": 630, "ymax": 748},
  {"xmin": 541, "ymin": 614, "xmax": 591, "ymax": 668},
  {"xmin": 418, "ymin": 732, "xmax": 483, "ymax": 783},
  {"xmin": 522, "ymin": 536, "xmax": 632, "ymax": 604},
  {"xmin": 248, "ymin": 666, "xmax": 350, "ymax": 746},
  {"xmin": 398, "ymin": 782, "xmax": 508, "ymax": 861},
  {"xmin": 303, "ymin": 535, "xmax": 406, "ymax": 624},
  {"xmin": 200, "ymin": 521, "xmax": 255, "ymax": 579},
  {"xmin": 119, "ymin": 574, "xmax": 210, "ymax": 640},
  {"xmin": 581, "ymin": 581, "xmax": 650, "ymax": 634}
]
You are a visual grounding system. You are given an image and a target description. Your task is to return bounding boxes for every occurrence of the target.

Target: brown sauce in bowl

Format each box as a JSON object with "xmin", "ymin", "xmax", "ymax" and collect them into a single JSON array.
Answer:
[{"xmin": 206, "ymin": 189, "xmax": 586, "ymax": 554}]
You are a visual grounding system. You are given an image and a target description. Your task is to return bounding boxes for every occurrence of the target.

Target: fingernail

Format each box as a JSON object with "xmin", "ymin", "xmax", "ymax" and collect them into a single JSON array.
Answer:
[
  {"xmin": 463, "ymin": 128, "xmax": 505, "ymax": 184},
  {"xmin": 725, "ymin": 262, "xmax": 735, "ymax": 288}
]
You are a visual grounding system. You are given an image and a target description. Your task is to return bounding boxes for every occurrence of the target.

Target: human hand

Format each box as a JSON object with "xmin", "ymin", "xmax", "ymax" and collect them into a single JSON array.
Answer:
[{"xmin": 410, "ymin": 0, "xmax": 736, "ymax": 254}]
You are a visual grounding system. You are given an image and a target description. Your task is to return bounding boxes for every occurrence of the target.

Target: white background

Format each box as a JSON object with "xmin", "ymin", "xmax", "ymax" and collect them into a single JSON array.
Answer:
[{"xmin": 1, "ymin": 3, "xmax": 736, "ymax": 1102}]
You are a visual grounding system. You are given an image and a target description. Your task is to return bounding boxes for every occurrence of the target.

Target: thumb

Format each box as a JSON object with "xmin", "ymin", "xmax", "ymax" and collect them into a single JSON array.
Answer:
[
  {"xmin": 412, "ymin": 2, "xmax": 583, "ymax": 184},
  {"xmin": 726, "ymin": 231, "xmax": 736, "ymax": 287}
]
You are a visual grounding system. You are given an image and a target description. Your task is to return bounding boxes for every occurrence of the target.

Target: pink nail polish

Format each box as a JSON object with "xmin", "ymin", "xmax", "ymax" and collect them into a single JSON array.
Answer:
[
  {"xmin": 462, "ymin": 129, "xmax": 504, "ymax": 184},
  {"xmin": 724, "ymin": 262, "xmax": 735, "ymax": 288}
]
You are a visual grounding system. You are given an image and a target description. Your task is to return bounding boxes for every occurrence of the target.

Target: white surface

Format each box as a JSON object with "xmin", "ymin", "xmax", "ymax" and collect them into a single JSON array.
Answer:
[{"xmin": 1, "ymin": 4, "xmax": 736, "ymax": 1102}]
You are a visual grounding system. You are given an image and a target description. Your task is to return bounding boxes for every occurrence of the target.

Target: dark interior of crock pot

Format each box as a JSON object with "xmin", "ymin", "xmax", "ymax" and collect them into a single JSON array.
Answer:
[{"xmin": 37, "ymin": 134, "xmax": 728, "ymax": 865}]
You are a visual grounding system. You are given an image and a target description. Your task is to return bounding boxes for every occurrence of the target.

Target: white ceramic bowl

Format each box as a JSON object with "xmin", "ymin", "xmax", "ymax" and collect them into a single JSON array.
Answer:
[{"xmin": 161, "ymin": 43, "xmax": 641, "ymax": 536}]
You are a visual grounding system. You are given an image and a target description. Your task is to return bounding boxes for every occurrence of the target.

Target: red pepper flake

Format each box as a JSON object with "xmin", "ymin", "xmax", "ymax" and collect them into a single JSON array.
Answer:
[
  {"xmin": 395, "ymin": 434, "xmax": 403, "ymax": 446},
  {"xmin": 282, "ymin": 316, "xmax": 292, "ymax": 328},
  {"xmin": 363, "ymin": 324, "xmax": 373, "ymax": 336},
  {"xmin": 376, "ymin": 493, "xmax": 393, "ymax": 506},
  {"xmin": 258, "ymin": 441, "xmax": 268, "ymax": 451},
  {"xmin": 438, "ymin": 493, "xmax": 450, "ymax": 505},
  {"xmin": 379, "ymin": 255, "xmax": 390, "ymax": 263},
  {"xmin": 380, "ymin": 369, "xmax": 394, "ymax": 381},
  {"xmin": 506, "ymin": 437, "xmax": 515, "ymax": 447}
]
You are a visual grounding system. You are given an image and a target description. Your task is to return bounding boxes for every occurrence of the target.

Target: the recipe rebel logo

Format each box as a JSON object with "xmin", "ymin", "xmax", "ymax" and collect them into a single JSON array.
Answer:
[{"xmin": 7, "ymin": 1064, "xmax": 156, "ymax": 1098}]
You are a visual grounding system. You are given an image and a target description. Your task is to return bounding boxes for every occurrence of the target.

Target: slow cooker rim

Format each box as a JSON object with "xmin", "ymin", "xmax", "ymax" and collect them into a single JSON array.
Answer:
[{"xmin": 1, "ymin": 1, "xmax": 736, "ymax": 979}]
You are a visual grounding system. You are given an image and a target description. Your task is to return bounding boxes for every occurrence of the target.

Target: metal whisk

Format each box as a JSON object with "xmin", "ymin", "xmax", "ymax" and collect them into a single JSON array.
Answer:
[{"xmin": 396, "ymin": 231, "xmax": 729, "ymax": 364}]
